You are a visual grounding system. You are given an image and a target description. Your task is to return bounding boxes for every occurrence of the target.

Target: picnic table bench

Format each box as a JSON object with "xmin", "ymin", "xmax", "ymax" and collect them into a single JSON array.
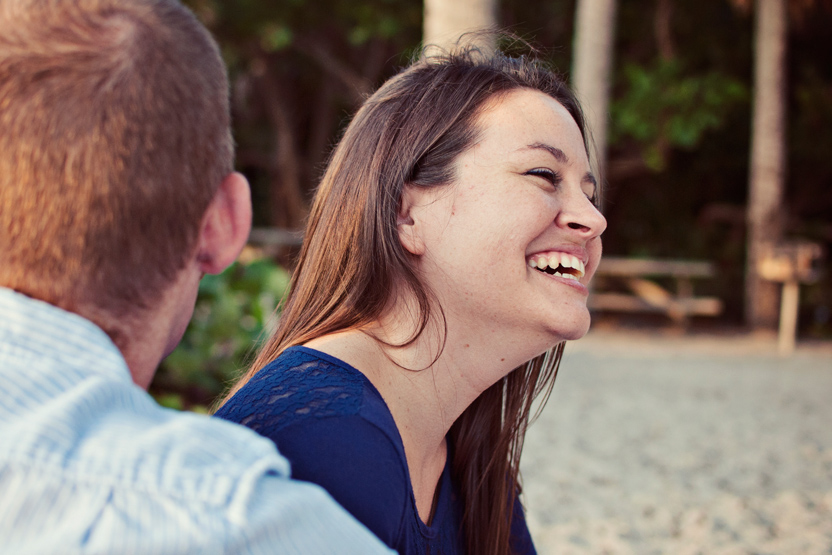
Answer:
[{"xmin": 588, "ymin": 257, "xmax": 723, "ymax": 324}]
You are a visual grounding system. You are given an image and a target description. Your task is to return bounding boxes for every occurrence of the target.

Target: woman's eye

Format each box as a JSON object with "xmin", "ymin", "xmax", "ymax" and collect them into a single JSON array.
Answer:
[
  {"xmin": 525, "ymin": 168, "xmax": 562, "ymax": 186},
  {"xmin": 586, "ymin": 192, "xmax": 599, "ymax": 207}
]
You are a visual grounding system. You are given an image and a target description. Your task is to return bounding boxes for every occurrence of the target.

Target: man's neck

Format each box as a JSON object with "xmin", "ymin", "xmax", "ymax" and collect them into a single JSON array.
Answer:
[{"xmin": 74, "ymin": 267, "xmax": 201, "ymax": 389}]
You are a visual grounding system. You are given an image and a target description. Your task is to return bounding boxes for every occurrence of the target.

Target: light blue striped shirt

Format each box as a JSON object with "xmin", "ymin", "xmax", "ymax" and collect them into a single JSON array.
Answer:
[{"xmin": 0, "ymin": 287, "xmax": 394, "ymax": 554}]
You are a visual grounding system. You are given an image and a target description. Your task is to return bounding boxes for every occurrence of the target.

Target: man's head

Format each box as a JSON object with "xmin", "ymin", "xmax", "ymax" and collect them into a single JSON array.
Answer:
[{"xmin": 0, "ymin": 0, "xmax": 249, "ymax": 357}]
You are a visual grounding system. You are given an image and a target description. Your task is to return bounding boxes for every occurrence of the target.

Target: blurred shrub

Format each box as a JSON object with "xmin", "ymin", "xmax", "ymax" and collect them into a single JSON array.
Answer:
[
  {"xmin": 611, "ymin": 59, "xmax": 747, "ymax": 171},
  {"xmin": 151, "ymin": 257, "xmax": 290, "ymax": 411}
]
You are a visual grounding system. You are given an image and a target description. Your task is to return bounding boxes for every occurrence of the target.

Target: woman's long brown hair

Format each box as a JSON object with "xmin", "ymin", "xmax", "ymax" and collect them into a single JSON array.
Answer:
[{"xmin": 220, "ymin": 44, "xmax": 590, "ymax": 555}]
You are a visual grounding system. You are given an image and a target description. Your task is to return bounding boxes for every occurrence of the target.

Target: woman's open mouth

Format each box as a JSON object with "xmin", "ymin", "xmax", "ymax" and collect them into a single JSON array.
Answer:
[{"xmin": 527, "ymin": 252, "xmax": 586, "ymax": 282}]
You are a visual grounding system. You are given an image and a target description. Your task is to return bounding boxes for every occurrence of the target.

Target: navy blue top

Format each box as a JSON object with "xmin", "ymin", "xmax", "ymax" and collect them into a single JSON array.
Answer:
[{"xmin": 215, "ymin": 346, "xmax": 536, "ymax": 555}]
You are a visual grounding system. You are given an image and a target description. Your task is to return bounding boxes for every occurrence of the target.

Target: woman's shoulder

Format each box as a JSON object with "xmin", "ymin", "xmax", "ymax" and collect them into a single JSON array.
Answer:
[
  {"xmin": 216, "ymin": 346, "xmax": 382, "ymax": 433},
  {"xmin": 215, "ymin": 346, "xmax": 410, "ymax": 547}
]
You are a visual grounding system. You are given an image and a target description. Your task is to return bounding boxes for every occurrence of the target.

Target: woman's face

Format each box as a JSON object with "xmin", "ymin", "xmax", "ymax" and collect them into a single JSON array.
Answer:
[{"xmin": 402, "ymin": 88, "xmax": 607, "ymax": 356}]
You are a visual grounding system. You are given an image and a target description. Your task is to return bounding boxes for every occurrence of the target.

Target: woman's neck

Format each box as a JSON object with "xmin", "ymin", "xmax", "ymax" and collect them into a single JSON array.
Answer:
[
  {"xmin": 301, "ymin": 324, "xmax": 475, "ymax": 523},
  {"xmin": 302, "ymin": 306, "xmax": 553, "ymax": 521}
]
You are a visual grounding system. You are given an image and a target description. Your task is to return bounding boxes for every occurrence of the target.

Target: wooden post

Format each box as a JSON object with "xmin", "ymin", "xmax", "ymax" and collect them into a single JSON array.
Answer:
[
  {"xmin": 778, "ymin": 281, "xmax": 799, "ymax": 355},
  {"xmin": 756, "ymin": 241, "xmax": 823, "ymax": 356}
]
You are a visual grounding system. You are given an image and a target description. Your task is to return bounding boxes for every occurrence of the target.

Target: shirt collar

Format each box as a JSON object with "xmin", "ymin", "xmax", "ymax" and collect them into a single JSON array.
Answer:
[{"xmin": 0, "ymin": 286, "xmax": 131, "ymax": 383}]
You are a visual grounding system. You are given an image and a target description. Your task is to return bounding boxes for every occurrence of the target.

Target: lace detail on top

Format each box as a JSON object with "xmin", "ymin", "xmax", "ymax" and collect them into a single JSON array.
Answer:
[{"xmin": 217, "ymin": 347, "xmax": 366, "ymax": 435}]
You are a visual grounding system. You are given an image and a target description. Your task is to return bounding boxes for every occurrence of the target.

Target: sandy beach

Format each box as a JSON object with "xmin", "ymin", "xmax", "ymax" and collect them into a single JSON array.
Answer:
[{"xmin": 521, "ymin": 327, "xmax": 832, "ymax": 554}]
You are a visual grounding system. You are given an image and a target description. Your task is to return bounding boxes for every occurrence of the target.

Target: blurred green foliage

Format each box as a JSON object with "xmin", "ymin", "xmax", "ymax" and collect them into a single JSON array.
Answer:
[
  {"xmin": 151, "ymin": 258, "xmax": 290, "ymax": 411},
  {"xmin": 611, "ymin": 60, "xmax": 747, "ymax": 170},
  {"xmin": 184, "ymin": 0, "xmax": 423, "ymax": 230}
]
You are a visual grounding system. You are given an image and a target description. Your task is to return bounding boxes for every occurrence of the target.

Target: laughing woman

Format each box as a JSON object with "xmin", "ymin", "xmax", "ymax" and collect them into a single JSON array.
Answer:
[{"xmin": 215, "ymin": 47, "xmax": 606, "ymax": 555}]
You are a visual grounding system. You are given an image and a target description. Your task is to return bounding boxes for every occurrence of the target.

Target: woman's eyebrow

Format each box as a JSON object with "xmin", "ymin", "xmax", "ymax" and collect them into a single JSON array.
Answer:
[{"xmin": 524, "ymin": 142, "xmax": 569, "ymax": 164}]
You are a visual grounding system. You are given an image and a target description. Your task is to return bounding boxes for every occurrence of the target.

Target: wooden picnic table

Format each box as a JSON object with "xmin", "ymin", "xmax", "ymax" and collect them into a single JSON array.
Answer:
[{"xmin": 588, "ymin": 257, "xmax": 723, "ymax": 324}]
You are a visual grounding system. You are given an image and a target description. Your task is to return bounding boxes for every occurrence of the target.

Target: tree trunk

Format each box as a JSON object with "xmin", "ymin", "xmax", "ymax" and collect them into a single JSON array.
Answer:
[
  {"xmin": 745, "ymin": 0, "xmax": 787, "ymax": 329},
  {"xmin": 655, "ymin": 0, "xmax": 675, "ymax": 61},
  {"xmin": 257, "ymin": 63, "xmax": 307, "ymax": 230},
  {"xmin": 423, "ymin": 0, "xmax": 497, "ymax": 50},
  {"xmin": 571, "ymin": 0, "xmax": 618, "ymax": 205}
]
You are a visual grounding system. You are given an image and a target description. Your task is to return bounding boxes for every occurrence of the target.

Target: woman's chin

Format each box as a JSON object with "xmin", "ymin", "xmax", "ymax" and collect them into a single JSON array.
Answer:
[{"xmin": 548, "ymin": 314, "xmax": 591, "ymax": 343}]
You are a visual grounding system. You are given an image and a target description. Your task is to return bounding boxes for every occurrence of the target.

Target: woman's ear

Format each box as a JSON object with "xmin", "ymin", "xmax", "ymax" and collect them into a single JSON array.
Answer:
[{"xmin": 398, "ymin": 186, "xmax": 426, "ymax": 256}]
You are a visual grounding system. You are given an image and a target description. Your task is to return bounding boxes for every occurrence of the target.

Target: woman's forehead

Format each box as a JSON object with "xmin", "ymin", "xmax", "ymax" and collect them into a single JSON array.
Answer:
[{"xmin": 473, "ymin": 89, "xmax": 586, "ymax": 160}]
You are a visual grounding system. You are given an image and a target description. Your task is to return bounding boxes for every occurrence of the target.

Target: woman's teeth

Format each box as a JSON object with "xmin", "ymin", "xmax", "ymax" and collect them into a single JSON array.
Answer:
[{"xmin": 527, "ymin": 252, "xmax": 586, "ymax": 280}]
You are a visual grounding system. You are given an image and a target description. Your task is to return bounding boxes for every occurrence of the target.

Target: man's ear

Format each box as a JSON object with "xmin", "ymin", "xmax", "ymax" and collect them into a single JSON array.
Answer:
[
  {"xmin": 398, "ymin": 185, "xmax": 426, "ymax": 256},
  {"xmin": 195, "ymin": 172, "xmax": 252, "ymax": 274}
]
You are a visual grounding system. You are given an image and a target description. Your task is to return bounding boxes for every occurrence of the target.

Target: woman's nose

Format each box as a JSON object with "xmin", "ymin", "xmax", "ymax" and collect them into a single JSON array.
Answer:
[{"xmin": 557, "ymin": 191, "xmax": 607, "ymax": 238}]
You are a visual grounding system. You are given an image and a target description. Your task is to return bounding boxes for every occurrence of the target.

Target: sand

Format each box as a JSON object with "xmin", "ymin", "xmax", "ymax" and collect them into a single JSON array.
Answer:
[{"xmin": 520, "ymin": 328, "xmax": 832, "ymax": 554}]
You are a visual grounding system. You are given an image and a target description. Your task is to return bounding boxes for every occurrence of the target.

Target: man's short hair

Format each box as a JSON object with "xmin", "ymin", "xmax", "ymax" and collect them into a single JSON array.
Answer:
[{"xmin": 0, "ymin": 0, "xmax": 233, "ymax": 324}]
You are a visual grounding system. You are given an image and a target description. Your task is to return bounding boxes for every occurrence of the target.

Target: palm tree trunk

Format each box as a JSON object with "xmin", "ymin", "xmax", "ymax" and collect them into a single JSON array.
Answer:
[
  {"xmin": 746, "ymin": 0, "xmax": 787, "ymax": 329},
  {"xmin": 423, "ymin": 0, "xmax": 497, "ymax": 49},
  {"xmin": 571, "ymin": 0, "xmax": 618, "ymax": 203}
]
